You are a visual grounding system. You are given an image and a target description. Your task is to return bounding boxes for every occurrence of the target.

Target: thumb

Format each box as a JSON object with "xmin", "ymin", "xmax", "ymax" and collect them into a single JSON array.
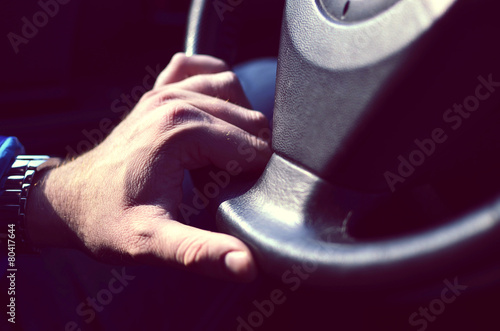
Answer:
[{"xmin": 150, "ymin": 220, "xmax": 257, "ymax": 282}]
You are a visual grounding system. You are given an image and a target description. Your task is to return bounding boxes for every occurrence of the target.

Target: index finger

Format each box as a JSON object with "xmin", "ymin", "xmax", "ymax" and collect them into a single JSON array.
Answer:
[{"xmin": 155, "ymin": 53, "xmax": 230, "ymax": 89}]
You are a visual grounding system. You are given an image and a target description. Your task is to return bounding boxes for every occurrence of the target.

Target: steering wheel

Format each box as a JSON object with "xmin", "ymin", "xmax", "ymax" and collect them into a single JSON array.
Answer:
[{"xmin": 185, "ymin": 0, "xmax": 500, "ymax": 296}]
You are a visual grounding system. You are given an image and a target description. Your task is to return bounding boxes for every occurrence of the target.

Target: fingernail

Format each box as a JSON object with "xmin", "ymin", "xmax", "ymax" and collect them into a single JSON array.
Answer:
[{"xmin": 224, "ymin": 251, "xmax": 257, "ymax": 282}]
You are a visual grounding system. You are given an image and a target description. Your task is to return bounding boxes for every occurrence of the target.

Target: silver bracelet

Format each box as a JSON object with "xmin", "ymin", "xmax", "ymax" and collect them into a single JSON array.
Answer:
[{"xmin": 0, "ymin": 155, "xmax": 49, "ymax": 254}]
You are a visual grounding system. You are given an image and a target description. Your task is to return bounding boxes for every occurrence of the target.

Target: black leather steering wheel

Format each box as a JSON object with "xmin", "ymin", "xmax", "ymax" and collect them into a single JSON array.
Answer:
[{"xmin": 186, "ymin": 0, "xmax": 500, "ymax": 295}]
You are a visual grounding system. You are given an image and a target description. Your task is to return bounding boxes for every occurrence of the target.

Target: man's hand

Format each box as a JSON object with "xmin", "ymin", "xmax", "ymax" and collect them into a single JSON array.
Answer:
[{"xmin": 25, "ymin": 53, "xmax": 272, "ymax": 282}]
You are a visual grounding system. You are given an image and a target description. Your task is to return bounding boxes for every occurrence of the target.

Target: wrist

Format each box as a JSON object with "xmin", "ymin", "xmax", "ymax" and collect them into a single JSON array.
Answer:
[{"xmin": 25, "ymin": 157, "xmax": 82, "ymax": 249}]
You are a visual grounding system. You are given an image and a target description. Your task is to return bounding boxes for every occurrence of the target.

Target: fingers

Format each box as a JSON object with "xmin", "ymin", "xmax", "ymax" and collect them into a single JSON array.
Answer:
[
  {"xmin": 171, "ymin": 71, "xmax": 252, "ymax": 108},
  {"xmin": 155, "ymin": 53, "xmax": 230, "ymax": 89},
  {"xmin": 154, "ymin": 52, "xmax": 252, "ymax": 110},
  {"xmin": 149, "ymin": 88, "xmax": 269, "ymax": 136},
  {"xmin": 157, "ymin": 104, "xmax": 272, "ymax": 173},
  {"xmin": 133, "ymin": 217, "xmax": 257, "ymax": 282}
]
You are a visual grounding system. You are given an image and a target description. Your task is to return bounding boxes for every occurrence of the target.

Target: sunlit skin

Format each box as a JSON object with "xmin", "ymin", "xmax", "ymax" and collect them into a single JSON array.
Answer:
[{"xmin": 25, "ymin": 53, "xmax": 272, "ymax": 282}]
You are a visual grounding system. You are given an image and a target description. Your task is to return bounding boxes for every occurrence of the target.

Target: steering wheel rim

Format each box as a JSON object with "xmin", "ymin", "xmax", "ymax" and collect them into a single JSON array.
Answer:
[{"xmin": 217, "ymin": 154, "xmax": 500, "ymax": 290}]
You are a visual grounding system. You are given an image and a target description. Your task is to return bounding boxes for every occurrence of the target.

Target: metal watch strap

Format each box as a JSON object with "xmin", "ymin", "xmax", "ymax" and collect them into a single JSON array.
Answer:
[{"xmin": 0, "ymin": 155, "xmax": 50, "ymax": 254}]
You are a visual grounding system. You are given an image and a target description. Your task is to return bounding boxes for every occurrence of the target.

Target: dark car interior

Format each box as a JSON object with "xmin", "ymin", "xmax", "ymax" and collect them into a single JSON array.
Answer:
[{"xmin": 3, "ymin": 0, "xmax": 500, "ymax": 330}]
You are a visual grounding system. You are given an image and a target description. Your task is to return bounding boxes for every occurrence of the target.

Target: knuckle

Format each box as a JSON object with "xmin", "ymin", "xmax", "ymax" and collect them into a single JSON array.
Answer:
[
  {"xmin": 217, "ymin": 71, "xmax": 243, "ymax": 100},
  {"xmin": 243, "ymin": 132, "xmax": 269, "ymax": 154},
  {"xmin": 220, "ymin": 71, "xmax": 239, "ymax": 85},
  {"xmin": 214, "ymin": 58, "xmax": 230, "ymax": 72},
  {"xmin": 175, "ymin": 237, "xmax": 207, "ymax": 267},
  {"xmin": 161, "ymin": 101, "xmax": 210, "ymax": 130},
  {"xmin": 251, "ymin": 111, "xmax": 269, "ymax": 127},
  {"xmin": 144, "ymin": 88, "xmax": 185, "ymax": 110},
  {"xmin": 163, "ymin": 101, "xmax": 193, "ymax": 127},
  {"xmin": 171, "ymin": 52, "xmax": 190, "ymax": 67},
  {"xmin": 159, "ymin": 88, "xmax": 186, "ymax": 103},
  {"xmin": 141, "ymin": 89, "xmax": 160, "ymax": 102},
  {"xmin": 127, "ymin": 231, "xmax": 156, "ymax": 260}
]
